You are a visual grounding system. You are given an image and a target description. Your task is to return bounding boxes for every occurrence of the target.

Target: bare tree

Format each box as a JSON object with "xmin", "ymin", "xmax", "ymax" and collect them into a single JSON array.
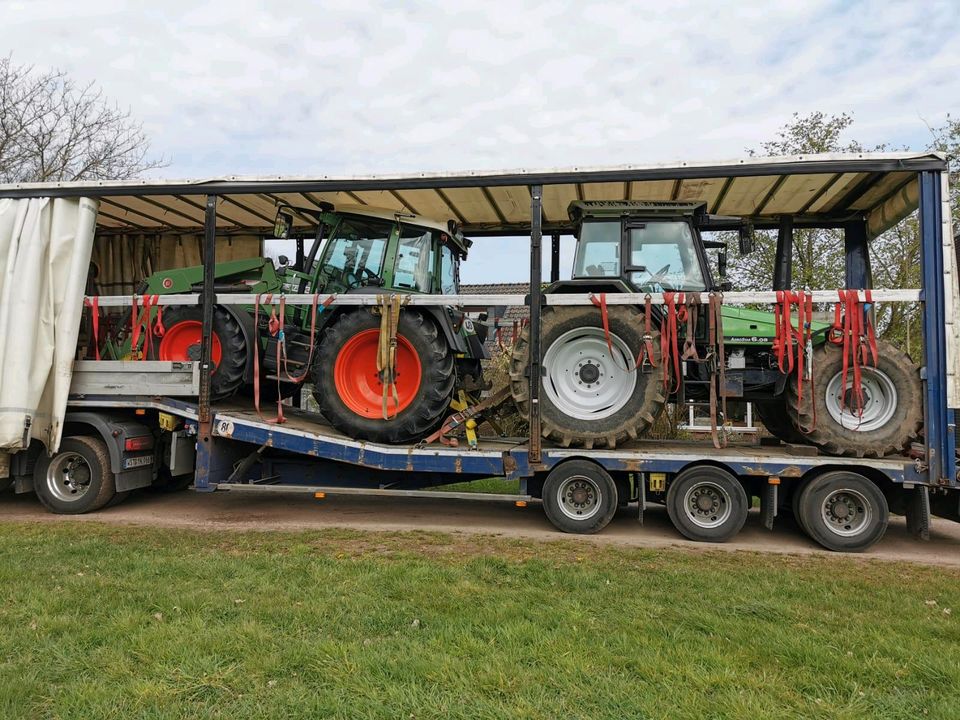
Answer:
[{"xmin": 0, "ymin": 55, "xmax": 164, "ymax": 183}]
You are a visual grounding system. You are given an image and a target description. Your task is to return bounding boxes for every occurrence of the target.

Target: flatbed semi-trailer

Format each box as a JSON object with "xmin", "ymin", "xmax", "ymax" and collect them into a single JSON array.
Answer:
[{"xmin": 0, "ymin": 151, "xmax": 957, "ymax": 553}]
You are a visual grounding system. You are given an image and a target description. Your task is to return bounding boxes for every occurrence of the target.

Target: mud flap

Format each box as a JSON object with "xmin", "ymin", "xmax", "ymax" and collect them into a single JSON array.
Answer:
[
  {"xmin": 906, "ymin": 485, "xmax": 931, "ymax": 541},
  {"xmin": 761, "ymin": 481, "xmax": 778, "ymax": 530}
]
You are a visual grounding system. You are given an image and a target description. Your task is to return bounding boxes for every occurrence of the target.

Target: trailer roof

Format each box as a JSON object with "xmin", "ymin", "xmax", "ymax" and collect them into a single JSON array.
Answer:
[{"xmin": 0, "ymin": 151, "xmax": 946, "ymax": 238}]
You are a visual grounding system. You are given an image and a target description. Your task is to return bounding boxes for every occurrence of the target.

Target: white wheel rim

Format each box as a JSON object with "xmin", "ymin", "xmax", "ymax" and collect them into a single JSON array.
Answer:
[
  {"xmin": 542, "ymin": 327, "xmax": 637, "ymax": 421},
  {"xmin": 681, "ymin": 481, "xmax": 733, "ymax": 529},
  {"xmin": 819, "ymin": 488, "xmax": 873, "ymax": 537},
  {"xmin": 46, "ymin": 452, "xmax": 92, "ymax": 503},
  {"xmin": 824, "ymin": 366, "xmax": 898, "ymax": 432},
  {"xmin": 556, "ymin": 475, "xmax": 603, "ymax": 521}
]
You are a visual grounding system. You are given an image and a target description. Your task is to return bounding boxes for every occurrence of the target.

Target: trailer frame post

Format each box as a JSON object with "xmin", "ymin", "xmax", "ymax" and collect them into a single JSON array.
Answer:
[
  {"xmin": 195, "ymin": 194, "xmax": 218, "ymax": 489},
  {"xmin": 528, "ymin": 185, "xmax": 544, "ymax": 463},
  {"xmin": 918, "ymin": 171, "xmax": 953, "ymax": 485},
  {"xmin": 773, "ymin": 216, "xmax": 793, "ymax": 290},
  {"xmin": 843, "ymin": 218, "xmax": 872, "ymax": 289},
  {"xmin": 550, "ymin": 231, "xmax": 561, "ymax": 283}
]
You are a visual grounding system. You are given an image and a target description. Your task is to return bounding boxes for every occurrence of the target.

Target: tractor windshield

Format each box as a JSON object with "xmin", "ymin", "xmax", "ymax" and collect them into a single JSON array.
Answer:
[
  {"xmin": 627, "ymin": 222, "xmax": 705, "ymax": 291},
  {"xmin": 317, "ymin": 216, "xmax": 390, "ymax": 287}
]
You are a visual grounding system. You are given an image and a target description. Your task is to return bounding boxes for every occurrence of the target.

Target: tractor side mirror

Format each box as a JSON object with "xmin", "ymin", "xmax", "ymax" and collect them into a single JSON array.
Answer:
[
  {"xmin": 273, "ymin": 208, "xmax": 294, "ymax": 239},
  {"xmin": 738, "ymin": 222, "xmax": 755, "ymax": 255}
]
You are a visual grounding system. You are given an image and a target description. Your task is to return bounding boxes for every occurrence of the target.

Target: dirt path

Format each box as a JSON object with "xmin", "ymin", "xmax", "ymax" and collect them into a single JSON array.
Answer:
[{"xmin": 2, "ymin": 487, "xmax": 959, "ymax": 566}]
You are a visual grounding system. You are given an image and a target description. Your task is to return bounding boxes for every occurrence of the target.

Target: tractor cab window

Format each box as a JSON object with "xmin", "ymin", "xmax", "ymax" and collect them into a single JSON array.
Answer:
[
  {"xmin": 318, "ymin": 216, "xmax": 389, "ymax": 287},
  {"xmin": 439, "ymin": 244, "xmax": 458, "ymax": 294},
  {"xmin": 572, "ymin": 220, "xmax": 620, "ymax": 277},
  {"xmin": 393, "ymin": 227, "xmax": 435, "ymax": 292},
  {"xmin": 627, "ymin": 222, "xmax": 705, "ymax": 291}
]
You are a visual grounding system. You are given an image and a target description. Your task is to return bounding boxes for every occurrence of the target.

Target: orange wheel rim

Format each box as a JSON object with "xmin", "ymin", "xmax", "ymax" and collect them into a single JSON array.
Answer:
[
  {"xmin": 334, "ymin": 329, "xmax": 422, "ymax": 418},
  {"xmin": 158, "ymin": 320, "xmax": 222, "ymax": 367}
]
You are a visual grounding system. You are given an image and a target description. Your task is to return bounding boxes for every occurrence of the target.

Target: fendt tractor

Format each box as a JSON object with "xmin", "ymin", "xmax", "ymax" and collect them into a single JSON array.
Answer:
[
  {"xmin": 113, "ymin": 204, "xmax": 489, "ymax": 444},
  {"xmin": 510, "ymin": 201, "xmax": 921, "ymax": 457}
]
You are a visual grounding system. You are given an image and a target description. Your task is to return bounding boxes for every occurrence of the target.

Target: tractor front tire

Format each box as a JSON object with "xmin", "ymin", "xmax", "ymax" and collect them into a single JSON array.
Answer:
[
  {"xmin": 510, "ymin": 305, "xmax": 666, "ymax": 448},
  {"xmin": 786, "ymin": 339, "xmax": 921, "ymax": 458},
  {"xmin": 149, "ymin": 305, "xmax": 247, "ymax": 401},
  {"xmin": 312, "ymin": 309, "xmax": 456, "ymax": 443}
]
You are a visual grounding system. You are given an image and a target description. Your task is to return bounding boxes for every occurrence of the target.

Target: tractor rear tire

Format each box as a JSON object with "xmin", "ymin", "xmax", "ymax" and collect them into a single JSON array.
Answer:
[
  {"xmin": 149, "ymin": 305, "xmax": 247, "ymax": 401},
  {"xmin": 786, "ymin": 340, "xmax": 921, "ymax": 458},
  {"xmin": 509, "ymin": 305, "xmax": 666, "ymax": 448},
  {"xmin": 754, "ymin": 398, "xmax": 806, "ymax": 445},
  {"xmin": 312, "ymin": 309, "xmax": 456, "ymax": 444}
]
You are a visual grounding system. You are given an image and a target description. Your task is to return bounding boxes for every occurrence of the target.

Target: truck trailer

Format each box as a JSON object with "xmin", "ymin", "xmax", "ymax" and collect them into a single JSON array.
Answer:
[{"xmin": 0, "ymin": 151, "xmax": 956, "ymax": 553}]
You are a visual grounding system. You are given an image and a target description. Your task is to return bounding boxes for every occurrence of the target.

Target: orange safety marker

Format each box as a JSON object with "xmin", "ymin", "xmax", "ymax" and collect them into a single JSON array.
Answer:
[
  {"xmin": 314, "ymin": 492, "xmax": 326, "ymax": 499},
  {"xmin": 514, "ymin": 500, "xmax": 527, "ymax": 508}
]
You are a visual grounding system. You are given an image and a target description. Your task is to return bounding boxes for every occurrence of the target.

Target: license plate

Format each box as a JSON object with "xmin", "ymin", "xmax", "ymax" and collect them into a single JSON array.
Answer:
[{"xmin": 124, "ymin": 455, "xmax": 153, "ymax": 469}]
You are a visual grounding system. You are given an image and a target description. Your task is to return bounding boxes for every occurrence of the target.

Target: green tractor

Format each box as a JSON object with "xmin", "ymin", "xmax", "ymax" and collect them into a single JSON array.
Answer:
[
  {"xmin": 510, "ymin": 201, "xmax": 922, "ymax": 457},
  {"xmin": 129, "ymin": 204, "xmax": 488, "ymax": 444}
]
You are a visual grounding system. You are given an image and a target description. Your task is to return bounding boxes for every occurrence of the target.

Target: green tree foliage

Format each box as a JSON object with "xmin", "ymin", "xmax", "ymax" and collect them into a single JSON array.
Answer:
[{"xmin": 729, "ymin": 112, "xmax": 959, "ymax": 359}]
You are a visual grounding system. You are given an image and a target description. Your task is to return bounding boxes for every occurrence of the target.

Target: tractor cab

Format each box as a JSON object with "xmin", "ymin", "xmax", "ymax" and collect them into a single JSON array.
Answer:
[{"xmin": 273, "ymin": 204, "xmax": 469, "ymax": 298}]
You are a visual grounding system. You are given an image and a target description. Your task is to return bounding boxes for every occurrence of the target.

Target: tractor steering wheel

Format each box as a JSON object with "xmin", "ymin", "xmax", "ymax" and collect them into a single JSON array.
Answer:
[
  {"xmin": 640, "ymin": 263, "xmax": 672, "ymax": 285},
  {"xmin": 345, "ymin": 266, "xmax": 383, "ymax": 289}
]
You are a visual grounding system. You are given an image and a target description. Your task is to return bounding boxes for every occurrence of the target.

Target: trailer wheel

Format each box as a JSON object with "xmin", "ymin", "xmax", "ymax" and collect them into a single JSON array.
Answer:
[
  {"xmin": 149, "ymin": 305, "xmax": 247, "ymax": 400},
  {"xmin": 797, "ymin": 471, "xmax": 888, "ymax": 552},
  {"xmin": 541, "ymin": 460, "xmax": 618, "ymax": 534},
  {"xmin": 33, "ymin": 436, "xmax": 116, "ymax": 514},
  {"xmin": 666, "ymin": 465, "xmax": 748, "ymax": 543}
]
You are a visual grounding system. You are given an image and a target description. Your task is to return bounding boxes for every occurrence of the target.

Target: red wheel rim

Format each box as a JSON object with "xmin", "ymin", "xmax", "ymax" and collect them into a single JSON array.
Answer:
[
  {"xmin": 158, "ymin": 320, "xmax": 222, "ymax": 367},
  {"xmin": 334, "ymin": 329, "xmax": 422, "ymax": 418}
]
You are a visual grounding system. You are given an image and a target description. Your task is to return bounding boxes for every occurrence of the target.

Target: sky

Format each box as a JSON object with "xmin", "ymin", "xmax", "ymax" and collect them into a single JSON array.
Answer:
[{"xmin": 2, "ymin": 0, "xmax": 958, "ymax": 282}]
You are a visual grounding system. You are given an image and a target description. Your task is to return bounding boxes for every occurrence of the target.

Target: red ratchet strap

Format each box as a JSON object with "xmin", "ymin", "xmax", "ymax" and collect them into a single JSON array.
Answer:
[
  {"xmin": 774, "ymin": 291, "xmax": 817, "ymax": 431},
  {"xmin": 637, "ymin": 295, "xmax": 658, "ymax": 369},
  {"xmin": 129, "ymin": 294, "xmax": 158, "ymax": 361},
  {"xmin": 280, "ymin": 294, "xmax": 333, "ymax": 383},
  {"xmin": 833, "ymin": 289, "xmax": 879, "ymax": 421},
  {"xmin": 153, "ymin": 302, "xmax": 165, "ymax": 338},
  {"xmin": 660, "ymin": 291, "xmax": 684, "ymax": 393},
  {"xmin": 590, "ymin": 292, "xmax": 658, "ymax": 373},
  {"xmin": 681, "ymin": 293, "xmax": 700, "ymax": 361},
  {"xmin": 707, "ymin": 292, "xmax": 728, "ymax": 449},
  {"xmin": 84, "ymin": 297, "xmax": 101, "ymax": 360},
  {"xmin": 252, "ymin": 294, "xmax": 285, "ymax": 424}
]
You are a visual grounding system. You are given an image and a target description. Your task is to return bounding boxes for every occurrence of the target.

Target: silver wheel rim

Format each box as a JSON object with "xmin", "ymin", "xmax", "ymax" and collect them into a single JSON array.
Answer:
[
  {"xmin": 681, "ymin": 481, "xmax": 732, "ymax": 529},
  {"xmin": 824, "ymin": 366, "xmax": 897, "ymax": 432},
  {"xmin": 46, "ymin": 452, "xmax": 93, "ymax": 503},
  {"xmin": 542, "ymin": 327, "xmax": 637, "ymax": 421},
  {"xmin": 556, "ymin": 474, "xmax": 603, "ymax": 521},
  {"xmin": 820, "ymin": 488, "xmax": 872, "ymax": 537}
]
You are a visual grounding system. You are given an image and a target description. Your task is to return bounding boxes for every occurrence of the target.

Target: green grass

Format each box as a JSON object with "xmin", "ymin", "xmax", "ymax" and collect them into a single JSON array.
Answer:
[
  {"xmin": 1, "ymin": 523, "xmax": 959, "ymax": 719},
  {"xmin": 429, "ymin": 477, "xmax": 520, "ymax": 494}
]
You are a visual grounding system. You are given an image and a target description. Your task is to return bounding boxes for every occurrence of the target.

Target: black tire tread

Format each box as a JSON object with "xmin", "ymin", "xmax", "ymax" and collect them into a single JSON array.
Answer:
[
  {"xmin": 785, "ymin": 339, "xmax": 922, "ymax": 458},
  {"xmin": 33, "ymin": 435, "xmax": 116, "ymax": 514},
  {"xmin": 509, "ymin": 305, "xmax": 666, "ymax": 449},
  {"xmin": 312, "ymin": 309, "xmax": 455, "ymax": 443},
  {"xmin": 797, "ymin": 471, "xmax": 889, "ymax": 552}
]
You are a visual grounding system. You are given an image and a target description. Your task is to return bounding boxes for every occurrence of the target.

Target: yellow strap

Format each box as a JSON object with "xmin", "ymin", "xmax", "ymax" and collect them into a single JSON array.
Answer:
[{"xmin": 376, "ymin": 295, "xmax": 406, "ymax": 420}]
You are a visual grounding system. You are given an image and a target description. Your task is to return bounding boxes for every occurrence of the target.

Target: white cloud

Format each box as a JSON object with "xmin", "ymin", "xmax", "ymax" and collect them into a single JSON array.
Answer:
[{"xmin": 2, "ymin": 0, "xmax": 958, "ymax": 281}]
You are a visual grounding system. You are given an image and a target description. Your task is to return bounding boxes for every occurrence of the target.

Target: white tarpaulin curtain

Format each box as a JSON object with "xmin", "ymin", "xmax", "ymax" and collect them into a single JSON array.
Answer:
[{"xmin": 0, "ymin": 196, "xmax": 99, "ymax": 452}]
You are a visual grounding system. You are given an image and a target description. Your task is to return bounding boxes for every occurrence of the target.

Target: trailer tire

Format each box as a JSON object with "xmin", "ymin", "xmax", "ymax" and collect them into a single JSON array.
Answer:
[
  {"xmin": 33, "ymin": 436, "xmax": 116, "ymax": 514},
  {"xmin": 786, "ymin": 340, "xmax": 921, "ymax": 458},
  {"xmin": 797, "ymin": 471, "xmax": 888, "ymax": 552},
  {"xmin": 541, "ymin": 460, "xmax": 619, "ymax": 534},
  {"xmin": 149, "ymin": 305, "xmax": 247, "ymax": 400},
  {"xmin": 313, "ymin": 309, "xmax": 456, "ymax": 443},
  {"xmin": 510, "ymin": 305, "xmax": 666, "ymax": 448},
  {"xmin": 666, "ymin": 465, "xmax": 748, "ymax": 543}
]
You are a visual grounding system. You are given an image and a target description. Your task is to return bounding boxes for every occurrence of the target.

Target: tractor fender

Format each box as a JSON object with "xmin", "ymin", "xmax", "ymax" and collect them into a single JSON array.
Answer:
[
  {"xmin": 220, "ymin": 305, "xmax": 257, "ymax": 384},
  {"xmin": 421, "ymin": 306, "xmax": 468, "ymax": 354}
]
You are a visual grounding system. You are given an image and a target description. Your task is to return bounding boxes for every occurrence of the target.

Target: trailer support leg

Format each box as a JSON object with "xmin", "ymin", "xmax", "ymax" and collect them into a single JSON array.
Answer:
[
  {"xmin": 919, "ymin": 171, "xmax": 954, "ymax": 485},
  {"xmin": 550, "ymin": 232, "xmax": 561, "ymax": 283},
  {"xmin": 773, "ymin": 216, "xmax": 793, "ymax": 290},
  {"xmin": 195, "ymin": 194, "xmax": 218, "ymax": 489},
  {"xmin": 528, "ymin": 185, "xmax": 544, "ymax": 464}
]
